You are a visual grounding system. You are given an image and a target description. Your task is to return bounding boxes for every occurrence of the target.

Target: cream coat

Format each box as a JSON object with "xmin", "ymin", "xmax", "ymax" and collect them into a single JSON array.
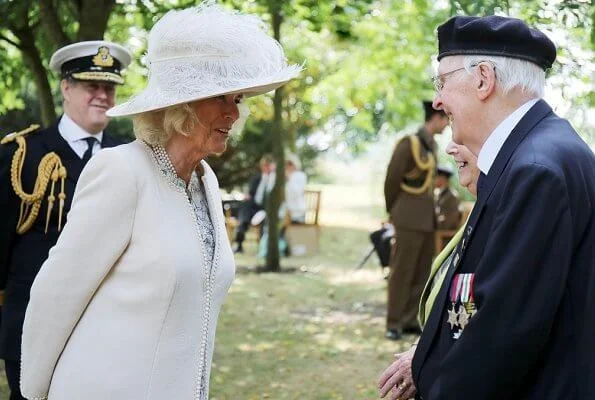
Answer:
[{"xmin": 20, "ymin": 141, "xmax": 235, "ymax": 400}]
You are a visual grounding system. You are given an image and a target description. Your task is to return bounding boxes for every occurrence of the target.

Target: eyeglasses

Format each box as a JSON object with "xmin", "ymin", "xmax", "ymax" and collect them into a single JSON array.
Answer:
[
  {"xmin": 432, "ymin": 62, "xmax": 494, "ymax": 92},
  {"xmin": 432, "ymin": 67, "xmax": 467, "ymax": 92}
]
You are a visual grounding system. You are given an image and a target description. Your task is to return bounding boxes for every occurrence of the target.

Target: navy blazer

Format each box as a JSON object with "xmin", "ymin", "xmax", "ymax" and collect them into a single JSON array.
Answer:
[
  {"xmin": 0, "ymin": 119, "xmax": 122, "ymax": 360},
  {"xmin": 412, "ymin": 100, "xmax": 595, "ymax": 400}
]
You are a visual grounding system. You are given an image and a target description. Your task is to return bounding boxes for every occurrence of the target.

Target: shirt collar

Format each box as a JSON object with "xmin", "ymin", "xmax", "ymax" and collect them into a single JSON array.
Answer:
[
  {"xmin": 58, "ymin": 113, "xmax": 103, "ymax": 144},
  {"xmin": 477, "ymin": 98, "xmax": 539, "ymax": 175}
]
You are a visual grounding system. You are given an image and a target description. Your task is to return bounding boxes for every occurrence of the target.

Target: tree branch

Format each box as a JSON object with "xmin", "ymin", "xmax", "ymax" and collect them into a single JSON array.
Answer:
[
  {"xmin": 76, "ymin": 0, "xmax": 115, "ymax": 41},
  {"xmin": 39, "ymin": 0, "xmax": 71, "ymax": 48},
  {"xmin": 0, "ymin": 34, "xmax": 21, "ymax": 49}
]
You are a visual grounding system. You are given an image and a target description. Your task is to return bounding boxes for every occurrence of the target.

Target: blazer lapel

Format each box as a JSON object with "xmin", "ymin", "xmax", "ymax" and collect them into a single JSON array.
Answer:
[
  {"xmin": 478, "ymin": 100, "xmax": 552, "ymax": 204},
  {"xmin": 413, "ymin": 99, "xmax": 553, "ymax": 383}
]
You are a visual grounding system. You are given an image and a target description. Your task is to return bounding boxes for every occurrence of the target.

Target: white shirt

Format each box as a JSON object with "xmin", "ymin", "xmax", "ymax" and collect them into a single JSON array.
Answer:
[
  {"xmin": 254, "ymin": 172, "xmax": 276, "ymax": 206},
  {"xmin": 283, "ymin": 170, "xmax": 307, "ymax": 222},
  {"xmin": 477, "ymin": 98, "xmax": 539, "ymax": 175},
  {"xmin": 58, "ymin": 114, "xmax": 103, "ymax": 159}
]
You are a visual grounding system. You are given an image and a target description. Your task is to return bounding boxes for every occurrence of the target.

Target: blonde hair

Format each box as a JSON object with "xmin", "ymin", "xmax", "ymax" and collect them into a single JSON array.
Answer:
[{"xmin": 133, "ymin": 103, "xmax": 199, "ymax": 146}]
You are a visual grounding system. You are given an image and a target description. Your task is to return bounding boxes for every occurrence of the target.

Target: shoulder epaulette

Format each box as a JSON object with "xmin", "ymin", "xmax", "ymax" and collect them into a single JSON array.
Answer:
[
  {"xmin": 400, "ymin": 134, "xmax": 436, "ymax": 195},
  {"xmin": 3, "ymin": 123, "xmax": 67, "ymax": 235},
  {"xmin": 0, "ymin": 124, "xmax": 41, "ymax": 145}
]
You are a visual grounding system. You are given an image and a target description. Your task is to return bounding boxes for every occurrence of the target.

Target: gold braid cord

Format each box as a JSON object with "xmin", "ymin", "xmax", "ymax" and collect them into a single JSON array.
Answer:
[
  {"xmin": 400, "ymin": 135, "xmax": 435, "ymax": 195},
  {"xmin": 2, "ymin": 125, "xmax": 67, "ymax": 234}
]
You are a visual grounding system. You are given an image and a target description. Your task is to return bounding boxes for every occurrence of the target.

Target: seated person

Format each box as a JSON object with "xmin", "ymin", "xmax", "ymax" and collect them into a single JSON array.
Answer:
[
  {"xmin": 434, "ymin": 165, "xmax": 460, "ymax": 230},
  {"xmin": 233, "ymin": 154, "xmax": 275, "ymax": 253},
  {"xmin": 282, "ymin": 153, "xmax": 307, "ymax": 224}
]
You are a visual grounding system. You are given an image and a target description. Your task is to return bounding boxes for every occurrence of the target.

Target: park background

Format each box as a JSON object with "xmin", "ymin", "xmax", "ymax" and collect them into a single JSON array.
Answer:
[{"xmin": 0, "ymin": 0, "xmax": 593, "ymax": 398}]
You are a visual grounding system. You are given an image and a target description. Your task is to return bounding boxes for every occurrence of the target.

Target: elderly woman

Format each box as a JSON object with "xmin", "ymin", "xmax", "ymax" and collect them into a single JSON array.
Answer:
[
  {"xmin": 20, "ymin": 5, "xmax": 299, "ymax": 400},
  {"xmin": 377, "ymin": 141, "xmax": 480, "ymax": 400}
]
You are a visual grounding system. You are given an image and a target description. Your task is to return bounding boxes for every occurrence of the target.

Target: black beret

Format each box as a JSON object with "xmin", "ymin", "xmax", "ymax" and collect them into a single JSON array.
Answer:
[
  {"xmin": 423, "ymin": 100, "xmax": 445, "ymax": 120},
  {"xmin": 437, "ymin": 15, "xmax": 556, "ymax": 71}
]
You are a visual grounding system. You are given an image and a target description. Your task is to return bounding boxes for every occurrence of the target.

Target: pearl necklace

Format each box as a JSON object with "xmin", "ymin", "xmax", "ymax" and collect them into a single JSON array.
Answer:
[
  {"xmin": 151, "ymin": 144, "xmax": 187, "ymax": 191},
  {"xmin": 149, "ymin": 143, "xmax": 217, "ymax": 400}
]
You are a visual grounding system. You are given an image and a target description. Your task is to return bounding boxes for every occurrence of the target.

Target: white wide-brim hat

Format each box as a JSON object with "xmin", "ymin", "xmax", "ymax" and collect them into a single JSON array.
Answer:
[{"xmin": 107, "ymin": 3, "xmax": 301, "ymax": 117}]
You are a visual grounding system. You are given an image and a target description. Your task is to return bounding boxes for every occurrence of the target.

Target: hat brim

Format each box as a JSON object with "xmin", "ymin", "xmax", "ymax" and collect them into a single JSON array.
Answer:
[
  {"xmin": 71, "ymin": 71, "xmax": 124, "ymax": 85},
  {"xmin": 107, "ymin": 78, "xmax": 292, "ymax": 117}
]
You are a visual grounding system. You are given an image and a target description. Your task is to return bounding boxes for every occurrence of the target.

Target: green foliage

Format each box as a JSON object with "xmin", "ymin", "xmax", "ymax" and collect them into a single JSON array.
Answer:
[{"xmin": 0, "ymin": 0, "xmax": 593, "ymax": 154}]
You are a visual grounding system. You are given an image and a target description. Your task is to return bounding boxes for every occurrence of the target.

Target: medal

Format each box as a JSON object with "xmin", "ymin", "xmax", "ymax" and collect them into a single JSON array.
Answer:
[
  {"xmin": 447, "ymin": 274, "xmax": 464, "ymax": 330},
  {"xmin": 447, "ymin": 273, "xmax": 477, "ymax": 338},
  {"xmin": 458, "ymin": 274, "xmax": 477, "ymax": 333},
  {"xmin": 447, "ymin": 306, "xmax": 459, "ymax": 329},
  {"xmin": 457, "ymin": 304, "xmax": 469, "ymax": 329},
  {"xmin": 462, "ymin": 273, "xmax": 477, "ymax": 319}
]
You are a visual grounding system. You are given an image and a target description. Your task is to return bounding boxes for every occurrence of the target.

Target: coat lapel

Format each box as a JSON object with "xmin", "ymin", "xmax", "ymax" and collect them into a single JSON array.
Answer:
[
  {"xmin": 413, "ymin": 99, "xmax": 554, "ymax": 383},
  {"xmin": 478, "ymin": 100, "xmax": 552, "ymax": 204}
]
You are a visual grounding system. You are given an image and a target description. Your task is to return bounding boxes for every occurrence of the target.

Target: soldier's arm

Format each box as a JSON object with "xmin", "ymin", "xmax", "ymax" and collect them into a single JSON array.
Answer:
[
  {"xmin": 439, "ymin": 193, "xmax": 461, "ymax": 230},
  {"xmin": 384, "ymin": 138, "xmax": 411, "ymax": 213}
]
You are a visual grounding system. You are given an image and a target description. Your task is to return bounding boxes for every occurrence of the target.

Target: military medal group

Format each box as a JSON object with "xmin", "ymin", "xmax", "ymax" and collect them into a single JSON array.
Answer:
[{"xmin": 445, "ymin": 226, "xmax": 477, "ymax": 339}]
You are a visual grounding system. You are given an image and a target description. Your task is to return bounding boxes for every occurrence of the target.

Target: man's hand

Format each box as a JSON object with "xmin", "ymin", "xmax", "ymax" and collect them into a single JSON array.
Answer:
[{"xmin": 377, "ymin": 346, "xmax": 417, "ymax": 400}]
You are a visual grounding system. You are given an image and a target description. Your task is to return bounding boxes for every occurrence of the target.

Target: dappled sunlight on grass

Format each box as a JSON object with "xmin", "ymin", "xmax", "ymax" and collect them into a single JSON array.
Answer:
[
  {"xmin": 210, "ymin": 183, "xmax": 414, "ymax": 398},
  {"xmin": 237, "ymin": 341, "xmax": 277, "ymax": 352},
  {"xmin": 328, "ymin": 268, "xmax": 386, "ymax": 285}
]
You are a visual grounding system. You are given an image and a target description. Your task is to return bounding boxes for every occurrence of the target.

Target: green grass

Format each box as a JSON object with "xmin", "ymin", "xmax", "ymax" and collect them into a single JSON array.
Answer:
[
  {"xmin": 211, "ymin": 223, "xmax": 417, "ymax": 400},
  {"xmin": 1, "ymin": 183, "xmax": 417, "ymax": 399}
]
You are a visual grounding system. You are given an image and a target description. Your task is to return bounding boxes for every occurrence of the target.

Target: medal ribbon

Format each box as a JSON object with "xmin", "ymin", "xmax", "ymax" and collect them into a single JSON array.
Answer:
[
  {"xmin": 450, "ymin": 274, "xmax": 464, "ymax": 303},
  {"xmin": 460, "ymin": 274, "xmax": 470, "ymax": 303}
]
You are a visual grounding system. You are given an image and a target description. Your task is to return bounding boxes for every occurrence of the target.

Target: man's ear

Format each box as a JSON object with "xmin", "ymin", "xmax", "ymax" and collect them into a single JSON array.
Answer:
[
  {"xmin": 60, "ymin": 79, "xmax": 71, "ymax": 102},
  {"xmin": 475, "ymin": 63, "xmax": 496, "ymax": 101}
]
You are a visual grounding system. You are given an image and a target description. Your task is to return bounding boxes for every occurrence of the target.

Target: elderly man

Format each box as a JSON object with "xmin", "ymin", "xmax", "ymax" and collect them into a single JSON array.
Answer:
[
  {"xmin": 0, "ymin": 41, "xmax": 130, "ymax": 400},
  {"xmin": 408, "ymin": 16, "xmax": 595, "ymax": 400}
]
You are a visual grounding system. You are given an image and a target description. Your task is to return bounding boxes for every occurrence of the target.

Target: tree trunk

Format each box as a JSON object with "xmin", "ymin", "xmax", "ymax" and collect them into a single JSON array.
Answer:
[
  {"xmin": 39, "ymin": 0, "xmax": 71, "ymax": 49},
  {"xmin": 12, "ymin": 26, "xmax": 56, "ymax": 125},
  {"xmin": 264, "ymin": 1, "xmax": 285, "ymax": 272},
  {"xmin": 76, "ymin": 0, "xmax": 115, "ymax": 41}
]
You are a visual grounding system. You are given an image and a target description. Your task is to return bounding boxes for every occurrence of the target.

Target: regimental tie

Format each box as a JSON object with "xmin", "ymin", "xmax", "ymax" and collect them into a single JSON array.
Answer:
[{"xmin": 81, "ymin": 137, "xmax": 98, "ymax": 163}]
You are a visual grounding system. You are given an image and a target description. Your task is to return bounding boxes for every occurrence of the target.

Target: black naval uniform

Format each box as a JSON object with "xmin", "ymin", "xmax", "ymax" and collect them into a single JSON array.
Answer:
[{"xmin": 0, "ymin": 119, "xmax": 122, "ymax": 399}]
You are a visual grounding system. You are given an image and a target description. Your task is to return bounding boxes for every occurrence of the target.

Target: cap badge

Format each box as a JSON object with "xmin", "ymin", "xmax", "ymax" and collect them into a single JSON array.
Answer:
[{"xmin": 92, "ymin": 46, "xmax": 114, "ymax": 67}]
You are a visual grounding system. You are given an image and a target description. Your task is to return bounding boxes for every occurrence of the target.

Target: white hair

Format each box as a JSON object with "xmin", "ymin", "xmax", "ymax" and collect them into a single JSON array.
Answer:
[
  {"xmin": 285, "ymin": 153, "xmax": 301, "ymax": 170},
  {"xmin": 463, "ymin": 55, "xmax": 546, "ymax": 98}
]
